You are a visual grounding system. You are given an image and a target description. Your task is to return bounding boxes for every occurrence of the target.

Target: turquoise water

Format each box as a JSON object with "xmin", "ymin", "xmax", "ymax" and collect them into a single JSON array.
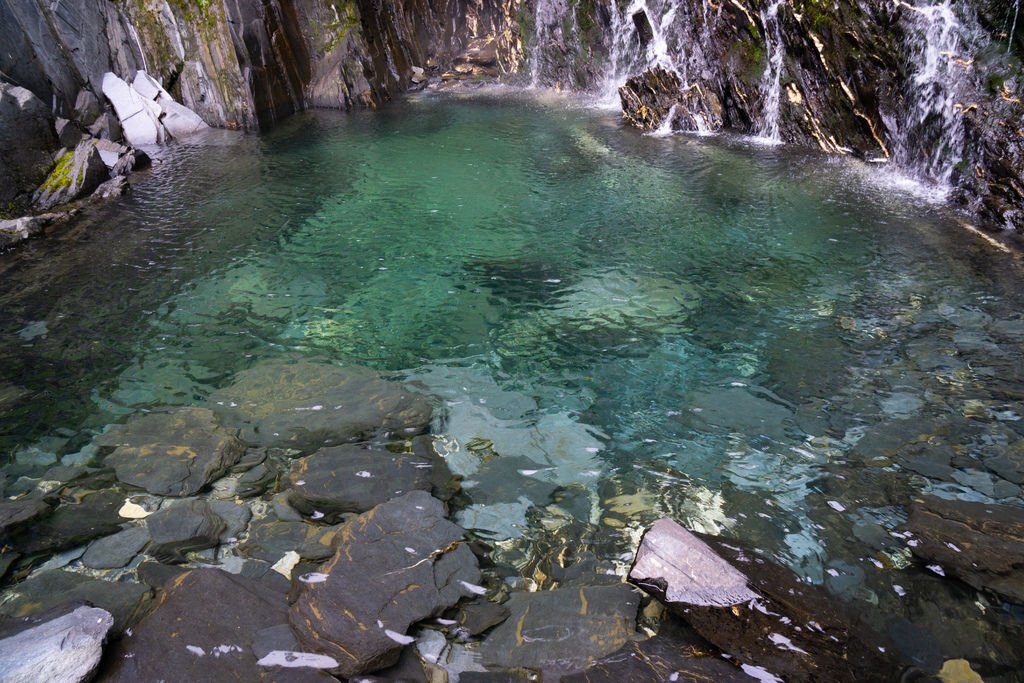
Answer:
[{"xmin": 2, "ymin": 91, "xmax": 1024, "ymax": 671}]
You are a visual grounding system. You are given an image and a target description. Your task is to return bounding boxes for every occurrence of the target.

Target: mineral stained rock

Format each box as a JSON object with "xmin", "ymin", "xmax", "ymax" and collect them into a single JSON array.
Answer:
[
  {"xmin": 901, "ymin": 495, "xmax": 1024, "ymax": 604},
  {"xmin": 289, "ymin": 490, "xmax": 480, "ymax": 677}
]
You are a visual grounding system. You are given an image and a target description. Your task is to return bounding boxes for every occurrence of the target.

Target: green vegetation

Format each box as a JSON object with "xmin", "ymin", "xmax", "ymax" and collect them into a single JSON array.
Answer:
[
  {"xmin": 316, "ymin": 0, "xmax": 361, "ymax": 53},
  {"xmin": 39, "ymin": 151, "xmax": 76, "ymax": 194}
]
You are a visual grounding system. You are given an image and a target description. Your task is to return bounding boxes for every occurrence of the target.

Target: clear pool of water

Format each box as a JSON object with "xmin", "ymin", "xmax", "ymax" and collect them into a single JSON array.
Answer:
[{"xmin": 2, "ymin": 90, "xmax": 1023, "ymax": 673}]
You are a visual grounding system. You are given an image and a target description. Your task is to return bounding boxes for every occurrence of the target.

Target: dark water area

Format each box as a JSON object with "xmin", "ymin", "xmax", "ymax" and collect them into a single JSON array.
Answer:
[{"xmin": 2, "ymin": 90, "xmax": 1023, "ymax": 676}]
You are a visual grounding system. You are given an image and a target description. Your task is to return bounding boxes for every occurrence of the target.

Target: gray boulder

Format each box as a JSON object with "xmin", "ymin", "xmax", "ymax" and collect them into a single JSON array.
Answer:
[
  {"xmin": 0, "ymin": 82, "xmax": 57, "ymax": 202},
  {"xmin": 82, "ymin": 526, "xmax": 150, "ymax": 569},
  {"xmin": 32, "ymin": 139, "xmax": 109, "ymax": 210},
  {"xmin": 131, "ymin": 71, "xmax": 208, "ymax": 138},
  {"xmin": 101, "ymin": 72, "xmax": 163, "ymax": 146},
  {"xmin": 0, "ymin": 606, "xmax": 113, "ymax": 683},
  {"xmin": 96, "ymin": 407, "xmax": 246, "ymax": 497},
  {"xmin": 55, "ymin": 117, "xmax": 85, "ymax": 148},
  {"xmin": 290, "ymin": 491, "xmax": 480, "ymax": 677},
  {"xmin": 145, "ymin": 499, "xmax": 226, "ymax": 563}
]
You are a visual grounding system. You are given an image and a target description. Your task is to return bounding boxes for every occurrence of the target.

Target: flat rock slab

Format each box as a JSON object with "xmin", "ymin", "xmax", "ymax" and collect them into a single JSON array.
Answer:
[
  {"xmin": 101, "ymin": 569, "xmax": 331, "ymax": 682},
  {"xmin": 0, "ymin": 569, "xmax": 151, "ymax": 635},
  {"xmin": 10, "ymin": 489, "xmax": 123, "ymax": 556},
  {"xmin": 0, "ymin": 497, "xmax": 51, "ymax": 540},
  {"xmin": 480, "ymin": 584, "xmax": 640, "ymax": 675},
  {"xmin": 290, "ymin": 491, "xmax": 480, "ymax": 677},
  {"xmin": 82, "ymin": 526, "xmax": 150, "ymax": 569},
  {"xmin": 901, "ymin": 495, "xmax": 1024, "ymax": 604},
  {"xmin": 97, "ymin": 407, "xmax": 245, "ymax": 497},
  {"xmin": 628, "ymin": 518, "xmax": 893, "ymax": 683},
  {"xmin": 239, "ymin": 517, "xmax": 342, "ymax": 564},
  {"xmin": 0, "ymin": 606, "xmax": 113, "ymax": 683},
  {"xmin": 145, "ymin": 499, "xmax": 226, "ymax": 563},
  {"xmin": 287, "ymin": 443, "xmax": 447, "ymax": 519},
  {"xmin": 208, "ymin": 361, "xmax": 432, "ymax": 451},
  {"xmin": 562, "ymin": 626, "xmax": 756, "ymax": 682}
]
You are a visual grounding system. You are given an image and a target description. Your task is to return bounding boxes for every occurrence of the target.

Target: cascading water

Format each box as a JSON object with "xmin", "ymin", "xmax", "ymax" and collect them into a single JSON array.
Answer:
[
  {"xmin": 754, "ymin": 0, "xmax": 785, "ymax": 142},
  {"xmin": 528, "ymin": 0, "xmax": 580, "ymax": 87},
  {"xmin": 896, "ymin": 0, "xmax": 980, "ymax": 185}
]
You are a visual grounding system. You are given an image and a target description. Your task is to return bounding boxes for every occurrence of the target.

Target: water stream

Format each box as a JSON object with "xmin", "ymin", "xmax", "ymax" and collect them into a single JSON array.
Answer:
[
  {"xmin": 2, "ymin": 94, "xmax": 1023, "ymax": 671},
  {"xmin": 754, "ymin": 0, "xmax": 785, "ymax": 143}
]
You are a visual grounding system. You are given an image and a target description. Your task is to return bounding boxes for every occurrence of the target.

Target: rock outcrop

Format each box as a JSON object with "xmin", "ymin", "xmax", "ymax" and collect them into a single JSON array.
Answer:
[
  {"xmin": 32, "ymin": 140, "xmax": 109, "ymax": 211},
  {"xmin": 0, "ymin": 82, "xmax": 58, "ymax": 206}
]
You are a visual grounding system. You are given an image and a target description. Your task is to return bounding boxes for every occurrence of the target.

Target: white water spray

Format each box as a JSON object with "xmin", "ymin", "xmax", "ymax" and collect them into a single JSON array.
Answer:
[
  {"xmin": 528, "ymin": 0, "xmax": 579, "ymax": 87},
  {"xmin": 754, "ymin": 0, "xmax": 785, "ymax": 143}
]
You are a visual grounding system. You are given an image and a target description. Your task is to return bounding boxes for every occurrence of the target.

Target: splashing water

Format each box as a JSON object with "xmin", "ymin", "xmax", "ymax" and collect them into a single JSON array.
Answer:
[
  {"xmin": 754, "ymin": 0, "xmax": 785, "ymax": 143},
  {"xmin": 896, "ymin": 0, "xmax": 980, "ymax": 185}
]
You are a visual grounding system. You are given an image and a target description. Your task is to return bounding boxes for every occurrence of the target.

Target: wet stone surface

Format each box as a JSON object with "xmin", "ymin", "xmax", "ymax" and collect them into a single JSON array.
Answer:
[
  {"xmin": 289, "ymin": 491, "xmax": 481, "ymax": 678},
  {"xmin": 96, "ymin": 407, "xmax": 246, "ymax": 497},
  {"xmin": 0, "ymin": 606, "xmax": 113, "ymax": 683},
  {"xmin": 207, "ymin": 361, "xmax": 433, "ymax": 452},
  {"xmin": 901, "ymin": 495, "xmax": 1024, "ymax": 604},
  {"xmin": 480, "ymin": 584, "xmax": 641, "ymax": 675},
  {"xmin": 145, "ymin": 499, "xmax": 226, "ymax": 564}
]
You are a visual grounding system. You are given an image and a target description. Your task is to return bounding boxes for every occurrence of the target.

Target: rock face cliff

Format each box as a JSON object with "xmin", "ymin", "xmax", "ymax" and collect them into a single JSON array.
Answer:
[
  {"xmin": 530, "ymin": 0, "xmax": 1022, "ymax": 231},
  {"xmin": 0, "ymin": 0, "xmax": 522, "ymax": 131},
  {"xmin": 0, "ymin": 0, "xmax": 1021, "ymax": 232}
]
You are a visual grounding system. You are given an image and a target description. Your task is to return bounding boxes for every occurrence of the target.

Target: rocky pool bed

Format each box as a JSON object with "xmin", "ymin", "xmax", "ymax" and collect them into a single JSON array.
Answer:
[{"xmin": 1, "ymin": 93, "xmax": 1024, "ymax": 680}]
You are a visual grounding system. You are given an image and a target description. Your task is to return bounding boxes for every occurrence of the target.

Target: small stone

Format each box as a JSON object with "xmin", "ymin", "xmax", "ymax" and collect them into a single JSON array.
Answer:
[
  {"xmin": 82, "ymin": 526, "xmax": 151, "ymax": 569},
  {"xmin": 937, "ymin": 659, "xmax": 983, "ymax": 683}
]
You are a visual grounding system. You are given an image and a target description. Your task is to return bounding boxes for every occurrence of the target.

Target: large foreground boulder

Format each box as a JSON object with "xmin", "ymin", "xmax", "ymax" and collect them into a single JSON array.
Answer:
[
  {"xmin": 208, "ymin": 360, "xmax": 432, "ymax": 451},
  {"xmin": 101, "ymin": 569, "xmax": 331, "ymax": 681},
  {"xmin": 289, "ymin": 491, "xmax": 480, "ymax": 677},
  {"xmin": 0, "ymin": 606, "xmax": 113, "ymax": 683},
  {"xmin": 96, "ymin": 407, "xmax": 246, "ymax": 497},
  {"xmin": 32, "ymin": 139, "xmax": 108, "ymax": 210},
  {"xmin": 901, "ymin": 495, "xmax": 1024, "ymax": 604},
  {"xmin": 628, "ymin": 518, "xmax": 893, "ymax": 682},
  {"xmin": 0, "ymin": 82, "xmax": 57, "ymax": 203}
]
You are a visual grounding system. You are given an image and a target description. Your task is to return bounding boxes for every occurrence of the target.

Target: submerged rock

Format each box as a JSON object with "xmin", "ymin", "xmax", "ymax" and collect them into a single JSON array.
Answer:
[
  {"xmin": 208, "ymin": 360, "xmax": 432, "ymax": 451},
  {"xmin": 0, "ymin": 497, "xmax": 52, "ymax": 540},
  {"xmin": 97, "ymin": 407, "xmax": 246, "ymax": 497},
  {"xmin": 287, "ymin": 441, "xmax": 450, "ymax": 519},
  {"xmin": 10, "ymin": 489, "xmax": 123, "ymax": 556},
  {"xmin": 628, "ymin": 518, "xmax": 893, "ymax": 682},
  {"xmin": 0, "ymin": 606, "xmax": 113, "ymax": 683},
  {"xmin": 102, "ymin": 569, "xmax": 331, "ymax": 681},
  {"xmin": 32, "ymin": 139, "xmax": 109, "ymax": 211},
  {"xmin": 289, "ymin": 491, "xmax": 480, "ymax": 677},
  {"xmin": 145, "ymin": 499, "xmax": 226, "ymax": 564},
  {"xmin": 901, "ymin": 496, "xmax": 1024, "ymax": 604},
  {"xmin": 480, "ymin": 584, "xmax": 641, "ymax": 675}
]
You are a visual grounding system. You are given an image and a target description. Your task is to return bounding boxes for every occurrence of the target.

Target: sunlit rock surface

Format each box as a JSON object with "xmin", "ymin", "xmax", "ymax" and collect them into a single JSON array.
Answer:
[{"xmin": 0, "ymin": 606, "xmax": 112, "ymax": 683}]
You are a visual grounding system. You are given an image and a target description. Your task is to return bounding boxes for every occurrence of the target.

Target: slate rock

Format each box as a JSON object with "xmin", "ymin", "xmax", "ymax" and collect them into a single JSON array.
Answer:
[
  {"xmin": 454, "ymin": 599, "xmax": 510, "ymax": 636},
  {"xmin": 101, "ymin": 569, "xmax": 331, "ymax": 682},
  {"xmin": 0, "ymin": 212, "xmax": 67, "ymax": 249},
  {"xmin": 287, "ymin": 443, "xmax": 447, "ymax": 520},
  {"xmin": 0, "ymin": 81, "xmax": 57, "ymax": 202},
  {"xmin": 239, "ymin": 516, "xmax": 342, "ymax": 564},
  {"xmin": 0, "ymin": 606, "xmax": 112, "ymax": 683},
  {"xmin": 0, "ymin": 569, "xmax": 151, "ymax": 635},
  {"xmin": 562, "ymin": 618, "xmax": 755, "ymax": 683},
  {"xmin": 290, "ymin": 491, "xmax": 480, "ymax": 677},
  {"xmin": 146, "ymin": 499, "xmax": 226, "ymax": 564},
  {"xmin": 110, "ymin": 148, "xmax": 150, "ymax": 177},
  {"xmin": 628, "ymin": 518, "xmax": 893, "ymax": 682},
  {"xmin": 208, "ymin": 360, "xmax": 432, "ymax": 451},
  {"xmin": 209, "ymin": 499, "xmax": 252, "ymax": 543},
  {"xmin": 901, "ymin": 495, "xmax": 1024, "ymax": 604},
  {"xmin": 101, "ymin": 72, "xmax": 163, "ymax": 146},
  {"xmin": 82, "ymin": 526, "xmax": 150, "ymax": 569},
  {"xmin": 97, "ymin": 407, "xmax": 246, "ymax": 497},
  {"xmin": 92, "ymin": 176, "xmax": 128, "ymax": 199},
  {"xmin": 73, "ymin": 90, "xmax": 101, "ymax": 126},
  {"xmin": 480, "ymin": 584, "xmax": 640, "ymax": 675},
  {"xmin": 54, "ymin": 117, "xmax": 84, "ymax": 149},
  {"xmin": 131, "ymin": 71, "xmax": 208, "ymax": 139},
  {"xmin": 0, "ymin": 497, "xmax": 51, "ymax": 540},
  {"xmin": 33, "ymin": 139, "xmax": 109, "ymax": 211},
  {"xmin": 10, "ymin": 489, "xmax": 123, "ymax": 556}
]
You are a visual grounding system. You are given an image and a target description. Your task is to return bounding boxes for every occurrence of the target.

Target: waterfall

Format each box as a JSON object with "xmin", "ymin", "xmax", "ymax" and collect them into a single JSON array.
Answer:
[
  {"xmin": 528, "ymin": 0, "xmax": 580, "ymax": 87},
  {"xmin": 897, "ymin": 0, "xmax": 980, "ymax": 185},
  {"xmin": 754, "ymin": 0, "xmax": 785, "ymax": 143},
  {"xmin": 1010, "ymin": 0, "xmax": 1020, "ymax": 53}
]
